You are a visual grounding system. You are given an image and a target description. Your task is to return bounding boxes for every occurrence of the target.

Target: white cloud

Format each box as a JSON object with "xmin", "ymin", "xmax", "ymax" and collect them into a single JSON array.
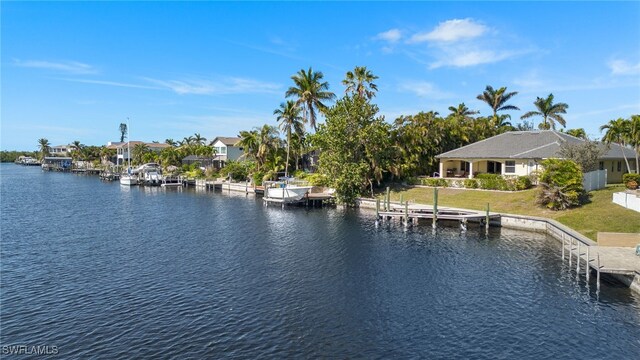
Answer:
[
  {"xmin": 144, "ymin": 77, "xmax": 282, "ymax": 95},
  {"xmin": 409, "ymin": 18, "xmax": 487, "ymax": 43},
  {"xmin": 398, "ymin": 81, "xmax": 455, "ymax": 99},
  {"xmin": 14, "ymin": 59, "xmax": 97, "ymax": 74},
  {"xmin": 608, "ymin": 59, "xmax": 640, "ymax": 75},
  {"xmin": 375, "ymin": 29, "xmax": 402, "ymax": 43},
  {"xmin": 429, "ymin": 49, "xmax": 519, "ymax": 69},
  {"xmin": 61, "ymin": 78, "xmax": 162, "ymax": 90}
]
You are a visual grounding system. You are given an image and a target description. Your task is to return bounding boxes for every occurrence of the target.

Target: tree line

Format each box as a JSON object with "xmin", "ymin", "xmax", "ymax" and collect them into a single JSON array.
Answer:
[{"xmin": 30, "ymin": 66, "xmax": 639, "ymax": 204}]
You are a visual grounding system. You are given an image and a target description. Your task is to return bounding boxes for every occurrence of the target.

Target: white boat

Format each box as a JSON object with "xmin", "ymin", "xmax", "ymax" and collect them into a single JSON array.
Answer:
[
  {"xmin": 265, "ymin": 184, "xmax": 312, "ymax": 201},
  {"xmin": 120, "ymin": 173, "xmax": 138, "ymax": 186},
  {"xmin": 137, "ymin": 163, "xmax": 162, "ymax": 185},
  {"xmin": 119, "ymin": 117, "xmax": 138, "ymax": 186}
]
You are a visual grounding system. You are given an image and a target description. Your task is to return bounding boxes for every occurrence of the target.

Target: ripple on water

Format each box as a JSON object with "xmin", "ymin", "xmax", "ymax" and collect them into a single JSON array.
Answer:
[{"xmin": 1, "ymin": 164, "xmax": 639, "ymax": 359}]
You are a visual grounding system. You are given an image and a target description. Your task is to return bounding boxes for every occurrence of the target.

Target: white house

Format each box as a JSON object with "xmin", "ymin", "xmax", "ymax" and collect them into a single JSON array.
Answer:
[
  {"xmin": 436, "ymin": 130, "xmax": 637, "ymax": 183},
  {"xmin": 115, "ymin": 141, "xmax": 171, "ymax": 165},
  {"xmin": 50, "ymin": 145, "xmax": 70, "ymax": 155},
  {"xmin": 210, "ymin": 137, "xmax": 243, "ymax": 168}
]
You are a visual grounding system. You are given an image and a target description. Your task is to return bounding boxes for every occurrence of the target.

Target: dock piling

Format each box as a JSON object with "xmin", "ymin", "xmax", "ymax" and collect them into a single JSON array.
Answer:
[
  {"xmin": 577, "ymin": 242, "xmax": 581, "ymax": 274},
  {"xmin": 569, "ymin": 239, "xmax": 573, "ymax": 267},
  {"xmin": 586, "ymin": 246, "xmax": 590, "ymax": 282},
  {"xmin": 485, "ymin": 203, "xmax": 490, "ymax": 232},
  {"xmin": 432, "ymin": 187, "xmax": 438, "ymax": 229},
  {"xmin": 561, "ymin": 235, "xmax": 565, "ymax": 261},
  {"xmin": 385, "ymin": 187, "xmax": 390, "ymax": 211},
  {"xmin": 404, "ymin": 203, "xmax": 409, "ymax": 227},
  {"xmin": 597, "ymin": 253, "xmax": 601, "ymax": 291}
]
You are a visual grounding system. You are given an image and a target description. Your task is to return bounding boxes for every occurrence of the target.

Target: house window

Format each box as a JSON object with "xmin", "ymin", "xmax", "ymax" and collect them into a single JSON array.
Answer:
[
  {"xmin": 460, "ymin": 161, "xmax": 470, "ymax": 172},
  {"xmin": 505, "ymin": 161, "xmax": 516, "ymax": 174},
  {"xmin": 215, "ymin": 146, "xmax": 226, "ymax": 155},
  {"xmin": 617, "ymin": 161, "xmax": 622, "ymax": 172},
  {"xmin": 599, "ymin": 161, "xmax": 604, "ymax": 171},
  {"xmin": 487, "ymin": 161, "xmax": 502, "ymax": 174}
]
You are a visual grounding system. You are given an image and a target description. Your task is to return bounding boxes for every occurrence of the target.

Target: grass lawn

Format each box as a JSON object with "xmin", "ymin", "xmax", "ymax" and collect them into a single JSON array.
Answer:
[{"xmin": 380, "ymin": 184, "xmax": 640, "ymax": 241}]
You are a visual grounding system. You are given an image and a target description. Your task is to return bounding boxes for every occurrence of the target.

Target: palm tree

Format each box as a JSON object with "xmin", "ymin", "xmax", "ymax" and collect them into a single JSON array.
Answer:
[
  {"xmin": 448, "ymin": 103, "xmax": 479, "ymax": 122},
  {"xmin": 630, "ymin": 115, "xmax": 640, "ymax": 173},
  {"xmin": 132, "ymin": 143, "xmax": 150, "ymax": 166},
  {"xmin": 70, "ymin": 140, "xmax": 84, "ymax": 160},
  {"xmin": 520, "ymin": 93, "xmax": 569, "ymax": 130},
  {"xmin": 285, "ymin": 67, "xmax": 335, "ymax": 131},
  {"xmin": 600, "ymin": 118, "xmax": 632, "ymax": 173},
  {"xmin": 256, "ymin": 125, "xmax": 280, "ymax": 171},
  {"xmin": 476, "ymin": 85, "xmax": 520, "ymax": 127},
  {"xmin": 119, "ymin": 123, "xmax": 128, "ymax": 142},
  {"xmin": 193, "ymin": 133, "xmax": 207, "ymax": 145},
  {"xmin": 37, "ymin": 138, "xmax": 50, "ymax": 160},
  {"xmin": 165, "ymin": 138, "xmax": 178, "ymax": 147},
  {"xmin": 342, "ymin": 66, "xmax": 379, "ymax": 99},
  {"xmin": 237, "ymin": 129, "xmax": 259, "ymax": 160},
  {"xmin": 274, "ymin": 100, "xmax": 304, "ymax": 177},
  {"xmin": 565, "ymin": 128, "xmax": 587, "ymax": 139}
]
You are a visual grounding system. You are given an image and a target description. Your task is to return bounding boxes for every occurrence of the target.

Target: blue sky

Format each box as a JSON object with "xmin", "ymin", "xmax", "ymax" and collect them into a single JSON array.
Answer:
[{"xmin": 2, "ymin": 1, "xmax": 639, "ymax": 150}]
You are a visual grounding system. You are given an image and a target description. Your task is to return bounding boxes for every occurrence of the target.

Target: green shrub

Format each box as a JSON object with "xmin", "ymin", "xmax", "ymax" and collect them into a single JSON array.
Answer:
[
  {"xmin": 622, "ymin": 173, "xmax": 640, "ymax": 184},
  {"xmin": 515, "ymin": 176, "xmax": 532, "ymax": 190},
  {"xmin": 421, "ymin": 178, "xmax": 448, "ymax": 187},
  {"xmin": 463, "ymin": 179, "xmax": 478, "ymax": 188},
  {"xmin": 477, "ymin": 174, "xmax": 506, "ymax": 190},
  {"xmin": 305, "ymin": 173, "xmax": 330, "ymax": 187},
  {"xmin": 536, "ymin": 159, "xmax": 585, "ymax": 210}
]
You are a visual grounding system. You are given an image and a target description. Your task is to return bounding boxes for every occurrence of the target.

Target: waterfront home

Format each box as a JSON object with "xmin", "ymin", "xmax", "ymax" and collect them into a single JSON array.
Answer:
[
  {"xmin": 181, "ymin": 155, "xmax": 219, "ymax": 169},
  {"xmin": 210, "ymin": 137, "xmax": 243, "ymax": 168},
  {"xmin": 41, "ymin": 156, "xmax": 72, "ymax": 171},
  {"xmin": 115, "ymin": 141, "xmax": 171, "ymax": 165},
  {"xmin": 50, "ymin": 145, "xmax": 70, "ymax": 156},
  {"xmin": 436, "ymin": 130, "xmax": 637, "ymax": 183}
]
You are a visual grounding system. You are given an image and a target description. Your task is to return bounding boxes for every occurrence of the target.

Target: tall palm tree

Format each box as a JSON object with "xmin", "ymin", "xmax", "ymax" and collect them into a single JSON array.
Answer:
[
  {"xmin": 285, "ymin": 67, "xmax": 335, "ymax": 131},
  {"xmin": 119, "ymin": 123, "xmax": 128, "ymax": 142},
  {"xmin": 520, "ymin": 93, "xmax": 569, "ymax": 130},
  {"xmin": 476, "ymin": 85, "xmax": 520, "ymax": 127},
  {"xmin": 342, "ymin": 66, "xmax": 379, "ymax": 99},
  {"xmin": 37, "ymin": 138, "xmax": 50, "ymax": 160},
  {"xmin": 274, "ymin": 100, "xmax": 304, "ymax": 177},
  {"xmin": 600, "ymin": 118, "xmax": 632, "ymax": 173}
]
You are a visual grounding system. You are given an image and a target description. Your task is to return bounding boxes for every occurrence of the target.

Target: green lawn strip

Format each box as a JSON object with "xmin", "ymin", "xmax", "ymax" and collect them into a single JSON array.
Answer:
[{"xmin": 381, "ymin": 185, "xmax": 639, "ymax": 241}]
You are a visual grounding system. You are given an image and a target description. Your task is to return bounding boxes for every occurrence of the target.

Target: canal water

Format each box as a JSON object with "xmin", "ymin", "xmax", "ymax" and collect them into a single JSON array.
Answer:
[{"xmin": 1, "ymin": 164, "xmax": 639, "ymax": 358}]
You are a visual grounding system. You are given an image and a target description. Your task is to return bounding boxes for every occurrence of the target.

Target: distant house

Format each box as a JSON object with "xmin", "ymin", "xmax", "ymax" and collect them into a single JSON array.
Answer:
[
  {"xmin": 50, "ymin": 145, "xmax": 70, "ymax": 155},
  {"xmin": 42, "ymin": 156, "xmax": 72, "ymax": 170},
  {"xmin": 436, "ymin": 130, "xmax": 637, "ymax": 183},
  {"xmin": 210, "ymin": 137, "xmax": 243, "ymax": 168},
  {"xmin": 115, "ymin": 141, "xmax": 171, "ymax": 165},
  {"xmin": 181, "ymin": 155, "xmax": 218, "ymax": 169}
]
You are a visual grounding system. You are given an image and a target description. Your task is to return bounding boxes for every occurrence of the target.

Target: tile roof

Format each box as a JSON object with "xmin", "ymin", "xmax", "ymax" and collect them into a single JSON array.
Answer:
[
  {"xmin": 436, "ymin": 130, "xmax": 636, "ymax": 160},
  {"xmin": 211, "ymin": 137, "xmax": 241, "ymax": 146}
]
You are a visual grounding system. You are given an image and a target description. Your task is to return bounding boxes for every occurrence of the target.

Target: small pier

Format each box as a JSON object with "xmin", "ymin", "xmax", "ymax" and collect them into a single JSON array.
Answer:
[{"xmin": 263, "ymin": 192, "xmax": 334, "ymax": 207}]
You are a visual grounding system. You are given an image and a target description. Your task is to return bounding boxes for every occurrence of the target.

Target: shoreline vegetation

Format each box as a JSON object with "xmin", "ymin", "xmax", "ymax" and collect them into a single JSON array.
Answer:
[{"xmin": 5, "ymin": 66, "xmax": 640, "ymax": 238}]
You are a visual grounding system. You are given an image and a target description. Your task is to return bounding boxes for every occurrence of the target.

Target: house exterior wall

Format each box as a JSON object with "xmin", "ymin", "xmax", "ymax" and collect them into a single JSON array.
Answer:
[
  {"xmin": 601, "ymin": 160, "xmax": 637, "ymax": 183},
  {"xmin": 226, "ymin": 146, "xmax": 243, "ymax": 161}
]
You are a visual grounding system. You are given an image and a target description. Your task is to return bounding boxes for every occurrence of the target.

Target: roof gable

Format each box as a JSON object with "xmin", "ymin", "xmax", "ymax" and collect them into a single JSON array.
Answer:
[{"xmin": 211, "ymin": 136, "xmax": 241, "ymax": 146}]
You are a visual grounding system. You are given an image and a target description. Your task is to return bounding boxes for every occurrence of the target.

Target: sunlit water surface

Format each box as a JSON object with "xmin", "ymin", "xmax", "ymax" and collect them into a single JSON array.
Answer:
[{"xmin": 1, "ymin": 164, "xmax": 639, "ymax": 358}]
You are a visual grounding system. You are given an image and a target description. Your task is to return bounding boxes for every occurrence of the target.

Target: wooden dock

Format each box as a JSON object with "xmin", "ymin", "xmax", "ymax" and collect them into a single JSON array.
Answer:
[{"xmin": 263, "ymin": 192, "xmax": 334, "ymax": 207}]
